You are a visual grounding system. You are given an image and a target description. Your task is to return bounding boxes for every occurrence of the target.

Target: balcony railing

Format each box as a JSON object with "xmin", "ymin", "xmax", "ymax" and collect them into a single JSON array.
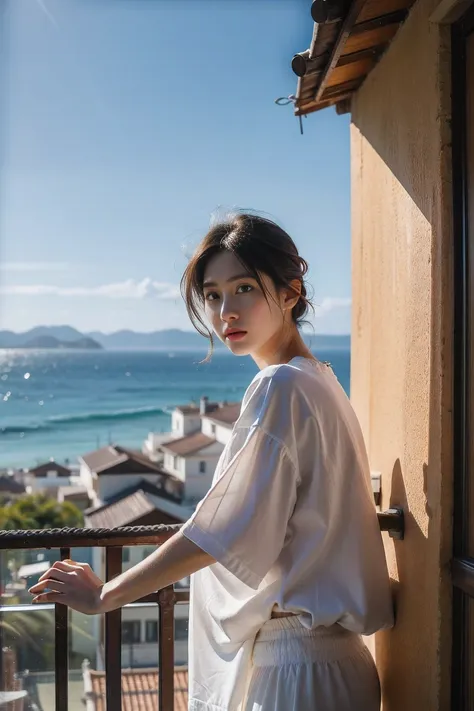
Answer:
[{"xmin": 0, "ymin": 511, "xmax": 404, "ymax": 711}]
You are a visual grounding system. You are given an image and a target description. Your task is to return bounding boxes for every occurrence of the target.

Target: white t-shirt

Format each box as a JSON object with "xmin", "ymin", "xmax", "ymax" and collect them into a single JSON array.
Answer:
[{"xmin": 181, "ymin": 356, "xmax": 394, "ymax": 710}]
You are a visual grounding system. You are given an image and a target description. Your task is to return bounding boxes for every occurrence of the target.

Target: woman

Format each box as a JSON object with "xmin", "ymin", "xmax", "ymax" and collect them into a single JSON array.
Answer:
[{"xmin": 29, "ymin": 213, "xmax": 394, "ymax": 710}]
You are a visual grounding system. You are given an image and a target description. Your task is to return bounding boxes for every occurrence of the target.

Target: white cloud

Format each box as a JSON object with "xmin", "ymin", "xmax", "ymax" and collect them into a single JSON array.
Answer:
[
  {"xmin": 0, "ymin": 262, "xmax": 69, "ymax": 272},
  {"xmin": 0, "ymin": 278, "xmax": 180, "ymax": 300},
  {"xmin": 314, "ymin": 297, "xmax": 351, "ymax": 317}
]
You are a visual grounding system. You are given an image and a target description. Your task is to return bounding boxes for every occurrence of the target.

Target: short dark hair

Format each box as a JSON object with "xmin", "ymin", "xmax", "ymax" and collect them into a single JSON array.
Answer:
[{"xmin": 180, "ymin": 212, "xmax": 313, "ymax": 357}]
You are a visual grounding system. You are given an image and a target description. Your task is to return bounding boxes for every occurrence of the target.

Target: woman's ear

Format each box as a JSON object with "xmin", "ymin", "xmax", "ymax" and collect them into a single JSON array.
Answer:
[{"xmin": 282, "ymin": 279, "xmax": 302, "ymax": 311}]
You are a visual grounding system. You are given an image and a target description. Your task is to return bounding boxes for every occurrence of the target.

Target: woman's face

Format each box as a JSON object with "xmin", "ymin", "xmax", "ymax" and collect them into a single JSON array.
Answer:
[{"xmin": 202, "ymin": 250, "xmax": 296, "ymax": 360}]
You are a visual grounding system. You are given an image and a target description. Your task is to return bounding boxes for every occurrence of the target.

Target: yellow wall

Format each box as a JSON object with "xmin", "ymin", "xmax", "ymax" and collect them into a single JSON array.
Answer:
[{"xmin": 350, "ymin": 1, "xmax": 454, "ymax": 708}]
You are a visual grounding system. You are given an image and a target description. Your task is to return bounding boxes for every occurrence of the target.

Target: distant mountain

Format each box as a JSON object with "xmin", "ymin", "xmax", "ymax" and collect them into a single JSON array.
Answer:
[
  {"xmin": 0, "ymin": 325, "xmax": 86, "ymax": 348},
  {"xmin": 0, "ymin": 329, "xmax": 102, "ymax": 350},
  {"xmin": 0, "ymin": 326, "xmax": 350, "ymax": 351}
]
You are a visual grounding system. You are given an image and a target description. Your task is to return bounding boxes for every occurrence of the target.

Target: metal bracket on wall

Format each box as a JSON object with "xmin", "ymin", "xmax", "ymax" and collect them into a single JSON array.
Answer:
[{"xmin": 377, "ymin": 507, "xmax": 405, "ymax": 540}]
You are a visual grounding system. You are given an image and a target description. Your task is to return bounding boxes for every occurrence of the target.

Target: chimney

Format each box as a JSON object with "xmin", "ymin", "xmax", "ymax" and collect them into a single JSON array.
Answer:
[{"xmin": 200, "ymin": 396, "xmax": 208, "ymax": 415}]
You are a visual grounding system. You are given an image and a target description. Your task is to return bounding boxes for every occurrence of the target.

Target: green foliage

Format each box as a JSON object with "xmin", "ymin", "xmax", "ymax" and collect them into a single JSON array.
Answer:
[{"xmin": 0, "ymin": 492, "xmax": 83, "ymax": 530}]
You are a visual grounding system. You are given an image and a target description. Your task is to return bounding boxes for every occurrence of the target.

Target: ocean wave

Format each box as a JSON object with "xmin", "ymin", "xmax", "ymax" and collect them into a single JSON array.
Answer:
[
  {"xmin": 47, "ymin": 405, "xmax": 168, "ymax": 426},
  {"xmin": 0, "ymin": 423, "xmax": 49, "ymax": 435}
]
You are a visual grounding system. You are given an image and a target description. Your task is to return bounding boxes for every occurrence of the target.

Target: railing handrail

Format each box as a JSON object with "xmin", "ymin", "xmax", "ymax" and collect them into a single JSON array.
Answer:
[
  {"xmin": 0, "ymin": 523, "xmax": 182, "ymax": 548},
  {"xmin": 0, "ymin": 508, "xmax": 405, "ymax": 549}
]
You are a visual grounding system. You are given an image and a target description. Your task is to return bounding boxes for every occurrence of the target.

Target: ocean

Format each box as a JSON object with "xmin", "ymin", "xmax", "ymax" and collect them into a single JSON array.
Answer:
[{"xmin": 0, "ymin": 348, "xmax": 350, "ymax": 469}]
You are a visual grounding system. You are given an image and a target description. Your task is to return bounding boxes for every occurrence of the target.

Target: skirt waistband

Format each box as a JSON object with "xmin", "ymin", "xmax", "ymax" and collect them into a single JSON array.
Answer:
[
  {"xmin": 258, "ymin": 616, "xmax": 355, "ymax": 641},
  {"xmin": 253, "ymin": 617, "xmax": 365, "ymax": 666}
]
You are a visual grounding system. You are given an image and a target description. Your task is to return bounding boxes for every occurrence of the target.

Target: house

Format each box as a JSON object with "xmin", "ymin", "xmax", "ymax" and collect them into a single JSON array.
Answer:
[
  {"xmin": 57, "ymin": 485, "xmax": 92, "ymax": 512},
  {"xmin": 82, "ymin": 661, "xmax": 188, "ymax": 711},
  {"xmin": 283, "ymin": 1, "xmax": 474, "ymax": 709},
  {"xmin": 79, "ymin": 444, "xmax": 183, "ymax": 508},
  {"xmin": 143, "ymin": 396, "xmax": 240, "ymax": 502},
  {"xmin": 24, "ymin": 459, "xmax": 72, "ymax": 493}
]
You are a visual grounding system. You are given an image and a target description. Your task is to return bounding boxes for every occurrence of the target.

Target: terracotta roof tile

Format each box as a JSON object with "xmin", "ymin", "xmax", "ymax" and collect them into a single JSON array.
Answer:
[{"xmin": 87, "ymin": 667, "xmax": 188, "ymax": 711}]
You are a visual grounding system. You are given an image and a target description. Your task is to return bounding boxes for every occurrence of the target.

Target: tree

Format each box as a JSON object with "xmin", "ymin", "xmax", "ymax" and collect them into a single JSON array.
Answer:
[{"xmin": 0, "ymin": 493, "xmax": 83, "ymax": 531}]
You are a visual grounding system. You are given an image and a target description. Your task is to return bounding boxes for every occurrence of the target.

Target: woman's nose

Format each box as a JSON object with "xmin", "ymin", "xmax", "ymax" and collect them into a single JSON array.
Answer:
[{"xmin": 220, "ymin": 297, "xmax": 239, "ymax": 322}]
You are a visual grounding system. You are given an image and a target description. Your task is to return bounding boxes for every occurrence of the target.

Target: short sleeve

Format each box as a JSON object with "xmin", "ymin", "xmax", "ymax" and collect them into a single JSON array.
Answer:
[{"xmin": 181, "ymin": 426, "xmax": 298, "ymax": 589}]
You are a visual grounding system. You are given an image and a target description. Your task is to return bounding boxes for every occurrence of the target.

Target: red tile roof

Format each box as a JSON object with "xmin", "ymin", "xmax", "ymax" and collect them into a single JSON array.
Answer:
[{"xmin": 86, "ymin": 666, "xmax": 188, "ymax": 711}]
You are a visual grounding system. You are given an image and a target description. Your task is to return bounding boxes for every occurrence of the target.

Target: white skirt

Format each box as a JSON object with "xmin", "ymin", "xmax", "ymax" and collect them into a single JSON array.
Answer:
[{"xmin": 242, "ymin": 617, "xmax": 381, "ymax": 711}]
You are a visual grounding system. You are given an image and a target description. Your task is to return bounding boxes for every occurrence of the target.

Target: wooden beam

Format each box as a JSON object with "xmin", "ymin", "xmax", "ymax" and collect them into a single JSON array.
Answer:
[
  {"xmin": 351, "ymin": 8, "xmax": 408, "ymax": 34},
  {"xmin": 336, "ymin": 98, "xmax": 352, "ymax": 114},
  {"xmin": 337, "ymin": 43, "xmax": 388, "ymax": 66},
  {"xmin": 295, "ymin": 90, "xmax": 354, "ymax": 116},
  {"xmin": 314, "ymin": 0, "xmax": 369, "ymax": 103},
  {"xmin": 323, "ymin": 77, "xmax": 363, "ymax": 97}
]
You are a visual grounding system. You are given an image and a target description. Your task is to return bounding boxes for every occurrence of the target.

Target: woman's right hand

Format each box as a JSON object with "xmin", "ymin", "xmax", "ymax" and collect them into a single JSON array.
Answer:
[{"xmin": 28, "ymin": 559, "xmax": 105, "ymax": 615}]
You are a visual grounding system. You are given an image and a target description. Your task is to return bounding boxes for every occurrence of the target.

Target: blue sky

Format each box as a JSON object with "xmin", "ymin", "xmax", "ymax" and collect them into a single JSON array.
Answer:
[{"xmin": 0, "ymin": 0, "xmax": 351, "ymax": 335}]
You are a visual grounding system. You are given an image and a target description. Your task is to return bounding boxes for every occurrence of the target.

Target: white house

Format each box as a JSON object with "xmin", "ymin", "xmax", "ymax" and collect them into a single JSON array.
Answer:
[
  {"xmin": 143, "ymin": 396, "xmax": 240, "ymax": 503},
  {"xmin": 78, "ymin": 445, "xmax": 183, "ymax": 508},
  {"xmin": 24, "ymin": 459, "xmax": 73, "ymax": 494}
]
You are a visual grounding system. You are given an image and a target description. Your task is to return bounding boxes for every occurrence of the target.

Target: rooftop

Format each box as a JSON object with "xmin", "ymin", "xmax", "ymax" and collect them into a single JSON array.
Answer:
[
  {"xmin": 161, "ymin": 432, "xmax": 217, "ymax": 457},
  {"xmin": 291, "ymin": 0, "xmax": 416, "ymax": 116},
  {"xmin": 28, "ymin": 460, "xmax": 71, "ymax": 477},
  {"xmin": 80, "ymin": 445, "xmax": 167, "ymax": 476},
  {"xmin": 84, "ymin": 480, "xmax": 191, "ymax": 528},
  {"xmin": 84, "ymin": 665, "xmax": 188, "ymax": 711},
  {"xmin": 0, "ymin": 475, "xmax": 26, "ymax": 494},
  {"xmin": 203, "ymin": 402, "xmax": 241, "ymax": 427}
]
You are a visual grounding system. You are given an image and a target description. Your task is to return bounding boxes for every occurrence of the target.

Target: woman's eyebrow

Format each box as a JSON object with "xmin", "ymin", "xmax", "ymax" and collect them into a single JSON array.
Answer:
[{"xmin": 203, "ymin": 272, "xmax": 253, "ymax": 288}]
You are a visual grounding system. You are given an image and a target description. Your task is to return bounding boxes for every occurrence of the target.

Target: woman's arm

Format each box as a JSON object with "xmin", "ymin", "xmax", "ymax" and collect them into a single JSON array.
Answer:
[{"xmin": 28, "ymin": 531, "xmax": 215, "ymax": 615}]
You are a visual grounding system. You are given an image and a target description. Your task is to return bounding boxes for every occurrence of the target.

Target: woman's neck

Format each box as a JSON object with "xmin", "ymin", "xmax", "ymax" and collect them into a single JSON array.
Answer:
[{"xmin": 252, "ymin": 329, "xmax": 316, "ymax": 370}]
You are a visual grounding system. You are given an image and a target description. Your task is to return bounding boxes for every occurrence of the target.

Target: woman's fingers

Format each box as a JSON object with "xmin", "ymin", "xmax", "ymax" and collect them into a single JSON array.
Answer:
[
  {"xmin": 29, "ymin": 577, "xmax": 66, "ymax": 594},
  {"xmin": 31, "ymin": 592, "xmax": 64, "ymax": 604},
  {"xmin": 37, "ymin": 566, "xmax": 73, "ymax": 583}
]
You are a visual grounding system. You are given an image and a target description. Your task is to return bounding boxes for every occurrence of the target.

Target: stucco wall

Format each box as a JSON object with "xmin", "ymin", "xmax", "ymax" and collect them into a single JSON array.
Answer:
[{"xmin": 350, "ymin": 2, "xmax": 453, "ymax": 709}]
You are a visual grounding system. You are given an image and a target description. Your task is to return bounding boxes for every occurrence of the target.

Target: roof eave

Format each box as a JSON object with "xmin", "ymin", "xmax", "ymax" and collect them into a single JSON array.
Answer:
[{"xmin": 292, "ymin": 0, "xmax": 412, "ymax": 116}]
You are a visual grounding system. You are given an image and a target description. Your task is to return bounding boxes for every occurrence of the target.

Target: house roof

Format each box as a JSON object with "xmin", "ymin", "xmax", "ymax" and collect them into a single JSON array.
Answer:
[
  {"xmin": 161, "ymin": 432, "xmax": 216, "ymax": 457},
  {"xmin": 80, "ymin": 445, "xmax": 166, "ymax": 476},
  {"xmin": 84, "ymin": 665, "xmax": 188, "ymax": 711},
  {"xmin": 29, "ymin": 460, "xmax": 71, "ymax": 477},
  {"xmin": 291, "ymin": 0, "xmax": 416, "ymax": 116},
  {"xmin": 84, "ymin": 479, "xmax": 191, "ymax": 528},
  {"xmin": 175, "ymin": 404, "xmax": 200, "ymax": 415},
  {"xmin": 203, "ymin": 402, "xmax": 241, "ymax": 427},
  {"xmin": 57, "ymin": 485, "xmax": 91, "ymax": 501},
  {"xmin": 0, "ymin": 476, "xmax": 25, "ymax": 494}
]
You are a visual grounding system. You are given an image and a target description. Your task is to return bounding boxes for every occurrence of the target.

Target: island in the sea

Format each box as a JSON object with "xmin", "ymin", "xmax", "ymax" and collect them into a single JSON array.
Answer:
[{"xmin": 0, "ymin": 327, "xmax": 103, "ymax": 350}]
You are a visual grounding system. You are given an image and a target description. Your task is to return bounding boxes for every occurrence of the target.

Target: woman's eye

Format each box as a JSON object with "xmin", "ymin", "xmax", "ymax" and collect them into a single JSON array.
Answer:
[
  {"xmin": 237, "ymin": 284, "xmax": 253, "ymax": 294},
  {"xmin": 204, "ymin": 292, "xmax": 219, "ymax": 302}
]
